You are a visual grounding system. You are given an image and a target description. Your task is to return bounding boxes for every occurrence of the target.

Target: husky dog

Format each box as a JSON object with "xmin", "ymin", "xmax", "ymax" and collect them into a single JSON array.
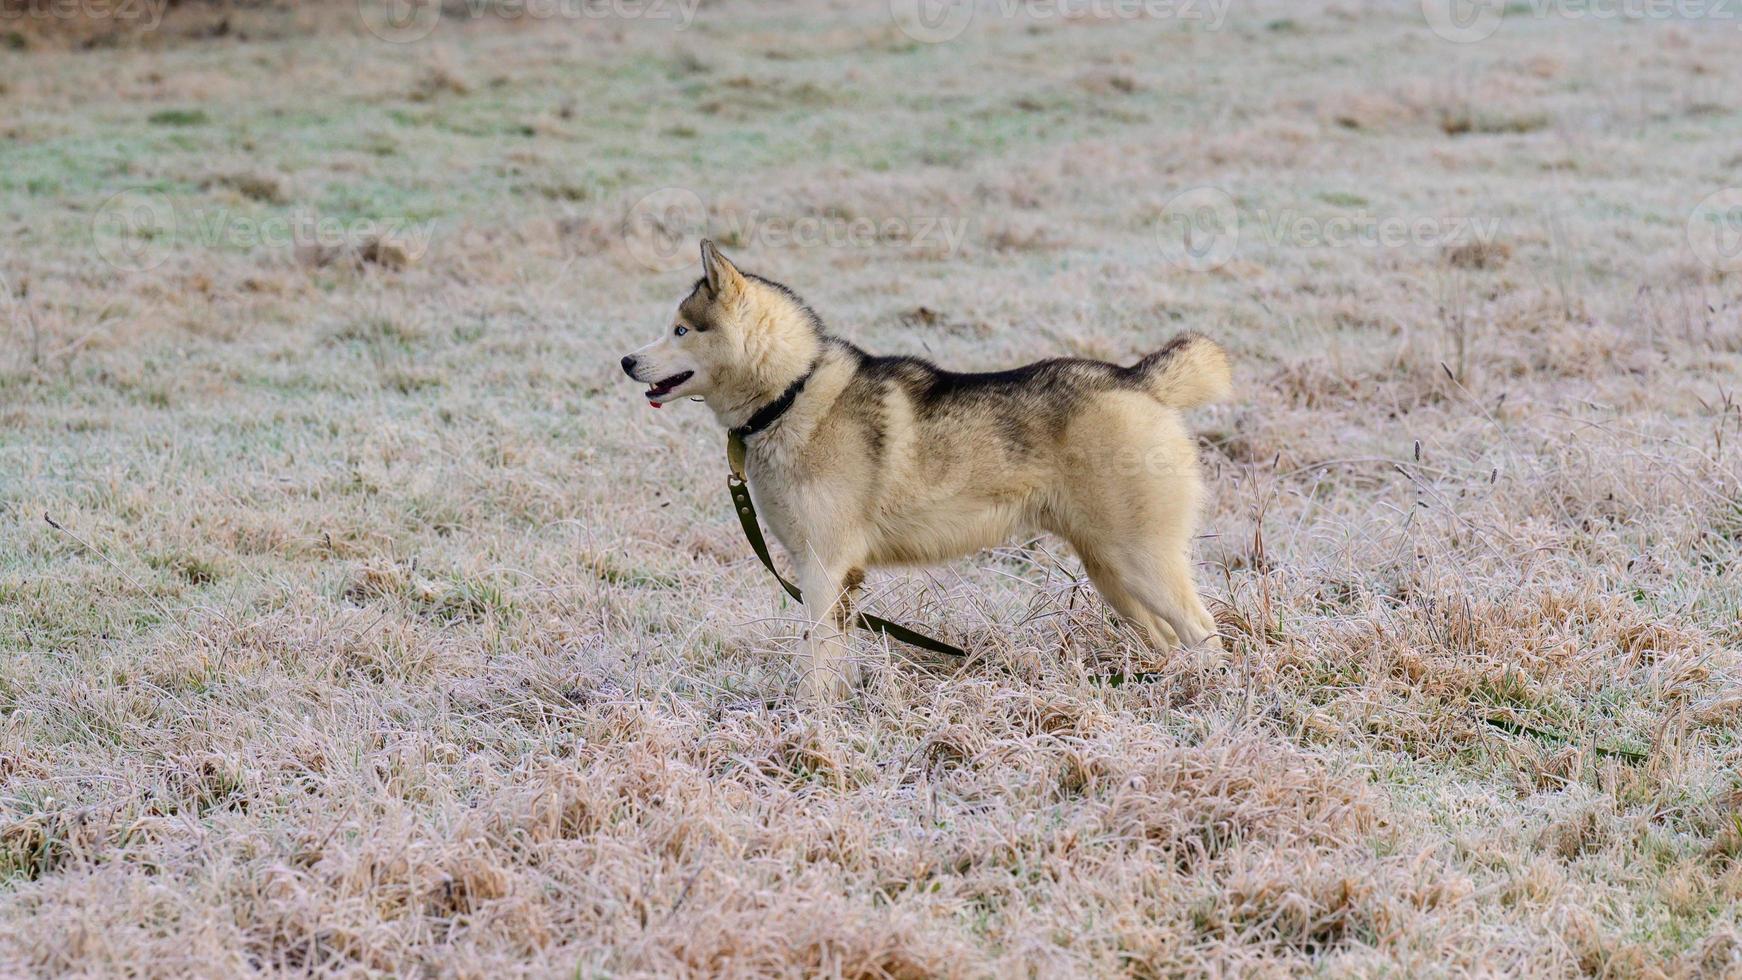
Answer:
[{"xmin": 621, "ymin": 241, "xmax": 1231, "ymax": 698}]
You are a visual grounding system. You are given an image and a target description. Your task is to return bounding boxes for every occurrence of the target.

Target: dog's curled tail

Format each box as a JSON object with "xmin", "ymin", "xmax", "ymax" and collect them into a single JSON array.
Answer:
[{"xmin": 1132, "ymin": 332, "xmax": 1232, "ymax": 408}]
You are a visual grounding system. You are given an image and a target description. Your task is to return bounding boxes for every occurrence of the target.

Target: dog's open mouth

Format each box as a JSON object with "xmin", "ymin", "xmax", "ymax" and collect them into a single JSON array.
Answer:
[{"xmin": 644, "ymin": 371, "xmax": 694, "ymax": 406}]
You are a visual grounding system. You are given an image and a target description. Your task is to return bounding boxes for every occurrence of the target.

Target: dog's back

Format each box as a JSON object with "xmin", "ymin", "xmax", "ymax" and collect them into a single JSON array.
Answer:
[{"xmin": 817, "ymin": 334, "xmax": 1231, "ymax": 568}]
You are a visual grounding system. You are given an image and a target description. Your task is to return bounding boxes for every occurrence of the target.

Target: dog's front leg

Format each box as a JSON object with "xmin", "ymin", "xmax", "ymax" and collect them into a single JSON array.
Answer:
[{"xmin": 796, "ymin": 552, "xmax": 858, "ymax": 701}]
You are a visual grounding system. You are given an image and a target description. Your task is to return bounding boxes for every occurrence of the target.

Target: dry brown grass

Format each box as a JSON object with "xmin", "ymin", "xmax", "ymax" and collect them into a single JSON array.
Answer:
[{"xmin": 2, "ymin": 1, "xmax": 1741, "ymax": 975}]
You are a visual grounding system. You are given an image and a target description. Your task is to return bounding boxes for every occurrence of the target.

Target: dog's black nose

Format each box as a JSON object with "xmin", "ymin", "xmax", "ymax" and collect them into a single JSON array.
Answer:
[{"xmin": 620, "ymin": 355, "xmax": 637, "ymax": 377}]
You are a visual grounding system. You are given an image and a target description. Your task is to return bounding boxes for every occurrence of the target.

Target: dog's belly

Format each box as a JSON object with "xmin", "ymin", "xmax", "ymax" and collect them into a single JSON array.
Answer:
[{"xmin": 862, "ymin": 497, "xmax": 1031, "ymax": 566}]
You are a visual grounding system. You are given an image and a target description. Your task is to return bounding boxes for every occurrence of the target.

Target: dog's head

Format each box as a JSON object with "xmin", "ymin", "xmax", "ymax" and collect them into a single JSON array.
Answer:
[{"xmin": 620, "ymin": 241, "xmax": 819, "ymax": 410}]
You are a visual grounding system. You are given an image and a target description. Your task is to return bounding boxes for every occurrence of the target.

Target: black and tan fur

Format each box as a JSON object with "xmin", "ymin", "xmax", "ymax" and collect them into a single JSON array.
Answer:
[{"xmin": 622, "ymin": 242, "xmax": 1231, "ymax": 698}]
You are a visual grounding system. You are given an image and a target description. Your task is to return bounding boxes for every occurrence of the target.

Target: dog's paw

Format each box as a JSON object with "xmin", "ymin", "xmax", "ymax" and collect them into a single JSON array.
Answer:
[{"xmin": 801, "ymin": 665, "xmax": 854, "ymax": 702}]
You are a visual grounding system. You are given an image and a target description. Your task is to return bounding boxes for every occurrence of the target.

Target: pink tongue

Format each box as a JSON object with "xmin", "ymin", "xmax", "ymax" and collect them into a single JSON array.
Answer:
[{"xmin": 649, "ymin": 400, "xmax": 663, "ymax": 408}]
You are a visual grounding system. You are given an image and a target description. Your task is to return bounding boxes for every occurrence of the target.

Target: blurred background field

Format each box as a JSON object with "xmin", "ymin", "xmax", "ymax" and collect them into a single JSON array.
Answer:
[{"xmin": 2, "ymin": 0, "xmax": 1741, "ymax": 975}]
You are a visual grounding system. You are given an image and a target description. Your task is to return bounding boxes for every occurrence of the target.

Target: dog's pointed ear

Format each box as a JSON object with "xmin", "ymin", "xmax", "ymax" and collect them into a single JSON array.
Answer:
[{"xmin": 700, "ymin": 239, "xmax": 746, "ymax": 302}]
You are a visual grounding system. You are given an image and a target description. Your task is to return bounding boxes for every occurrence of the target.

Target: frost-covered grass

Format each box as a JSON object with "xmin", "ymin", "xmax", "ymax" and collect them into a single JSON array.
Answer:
[{"xmin": 2, "ymin": 2, "xmax": 1740, "ymax": 974}]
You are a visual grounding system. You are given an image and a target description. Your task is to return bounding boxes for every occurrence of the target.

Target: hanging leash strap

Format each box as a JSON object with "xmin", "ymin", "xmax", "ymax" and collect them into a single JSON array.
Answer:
[{"xmin": 726, "ymin": 430, "xmax": 965, "ymax": 658}]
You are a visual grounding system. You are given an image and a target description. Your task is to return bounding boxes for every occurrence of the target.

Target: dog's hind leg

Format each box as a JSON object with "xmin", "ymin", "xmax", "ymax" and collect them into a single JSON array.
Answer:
[
  {"xmin": 1127, "ymin": 548, "xmax": 1222, "ymax": 652},
  {"xmin": 1080, "ymin": 553, "xmax": 1180, "ymax": 651}
]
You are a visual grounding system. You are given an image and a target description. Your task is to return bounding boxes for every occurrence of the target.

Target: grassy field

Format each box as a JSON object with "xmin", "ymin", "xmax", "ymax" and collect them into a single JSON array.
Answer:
[{"xmin": 3, "ymin": 0, "xmax": 1742, "ymax": 974}]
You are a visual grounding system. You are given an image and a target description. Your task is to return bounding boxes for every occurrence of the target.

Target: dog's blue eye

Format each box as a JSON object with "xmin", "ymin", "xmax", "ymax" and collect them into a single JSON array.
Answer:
[{"xmin": 674, "ymin": 325, "xmax": 688, "ymax": 337}]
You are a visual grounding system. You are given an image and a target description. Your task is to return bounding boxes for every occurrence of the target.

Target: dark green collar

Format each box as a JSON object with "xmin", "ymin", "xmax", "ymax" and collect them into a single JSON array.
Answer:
[{"xmin": 729, "ymin": 366, "xmax": 813, "ymax": 443}]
